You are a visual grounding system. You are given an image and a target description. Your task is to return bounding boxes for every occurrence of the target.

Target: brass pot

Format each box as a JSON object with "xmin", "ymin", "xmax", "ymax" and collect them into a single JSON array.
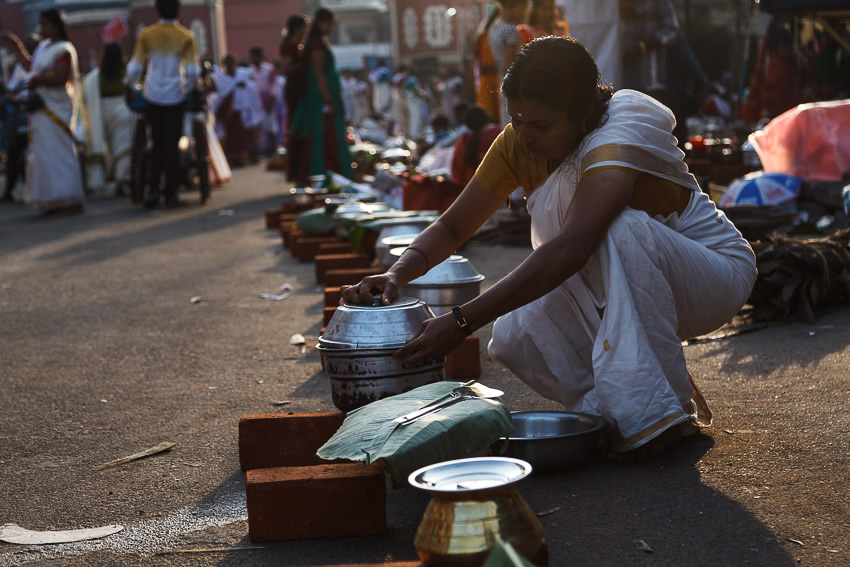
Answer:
[{"xmin": 409, "ymin": 458, "xmax": 544, "ymax": 566}]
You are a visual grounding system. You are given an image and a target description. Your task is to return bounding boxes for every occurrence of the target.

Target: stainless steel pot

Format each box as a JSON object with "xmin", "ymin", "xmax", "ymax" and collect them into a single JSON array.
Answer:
[
  {"xmin": 318, "ymin": 297, "xmax": 445, "ymax": 412},
  {"xmin": 377, "ymin": 234, "xmax": 418, "ymax": 269},
  {"xmin": 282, "ymin": 186, "xmax": 318, "ymax": 208},
  {"xmin": 399, "ymin": 255, "xmax": 485, "ymax": 316},
  {"xmin": 374, "ymin": 217, "xmax": 435, "ymax": 256},
  {"xmin": 321, "ymin": 349, "xmax": 445, "ymax": 413}
]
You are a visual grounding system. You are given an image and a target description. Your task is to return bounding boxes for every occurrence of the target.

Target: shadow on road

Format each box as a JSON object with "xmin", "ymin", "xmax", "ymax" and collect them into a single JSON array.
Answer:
[
  {"xmin": 0, "ymin": 193, "xmax": 285, "ymax": 266},
  {"xmin": 689, "ymin": 308, "xmax": 848, "ymax": 377},
  {"xmin": 205, "ymin": 433, "xmax": 794, "ymax": 566},
  {"xmin": 522, "ymin": 434, "xmax": 796, "ymax": 565}
]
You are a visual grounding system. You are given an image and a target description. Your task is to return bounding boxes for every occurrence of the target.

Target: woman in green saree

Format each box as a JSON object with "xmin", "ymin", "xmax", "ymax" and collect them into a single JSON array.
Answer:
[{"xmin": 290, "ymin": 7, "xmax": 353, "ymax": 185}]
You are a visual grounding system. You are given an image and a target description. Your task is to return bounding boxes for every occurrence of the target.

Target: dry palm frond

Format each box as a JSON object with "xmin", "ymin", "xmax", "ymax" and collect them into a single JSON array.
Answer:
[{"xmin": 747, "ymin": 228, "xmax": 850, "ymax": 323}]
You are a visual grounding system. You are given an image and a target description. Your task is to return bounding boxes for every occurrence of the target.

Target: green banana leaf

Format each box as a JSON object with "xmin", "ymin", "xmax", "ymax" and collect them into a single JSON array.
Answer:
[
  {"xmin": 317, "ymin": 381, "xmax": 512, "ymax": 487},
  {"xmin": 348, "ymin": 213, "xmax": 439, "ymax": 253},
  {"xmin": 294, "ymin": 208, "xmax": 336, "ymax": 236},
  {"xmin": 482, "ymin": 540, "xmax": 537, "ymax": 567}
]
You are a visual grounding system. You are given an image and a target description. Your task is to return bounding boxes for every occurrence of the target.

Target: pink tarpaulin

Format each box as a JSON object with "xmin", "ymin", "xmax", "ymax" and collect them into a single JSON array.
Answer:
[{"xmin": 749, "ymin": 99, "xmax": 850, "ymax": 182}]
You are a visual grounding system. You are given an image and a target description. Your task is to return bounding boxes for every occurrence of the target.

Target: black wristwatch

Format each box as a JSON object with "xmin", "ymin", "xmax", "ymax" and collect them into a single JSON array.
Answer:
[{"xmin": 452, "ymin": 305, "xmax": 473, "ymax": 336}]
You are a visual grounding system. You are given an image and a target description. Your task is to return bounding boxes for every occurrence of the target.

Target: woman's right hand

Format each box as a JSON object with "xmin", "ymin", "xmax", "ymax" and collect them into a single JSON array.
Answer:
[{"xmin": 340, "ymin": 273, "xmax": 400, "ymax": 306}]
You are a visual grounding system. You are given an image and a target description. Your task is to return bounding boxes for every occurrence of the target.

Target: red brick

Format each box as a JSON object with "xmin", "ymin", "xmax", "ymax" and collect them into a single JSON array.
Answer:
[
  {"xmin": 324, "ymin": 306, "xmax": 337, "ymax": 326},
  {"xmin": 294, "ymin": 236, "xmax": 347, "ymax": 262},
  {"xmin": 324, "ymin": 286, "xmax": 342, "ymax": 307},
  {"xmin": 264, "ymin": 208, "xmax": 282, "ymax": 230},
  {"xmin": 287, "ymin": 228, "xmax": 304, "ymax": 254},
  {"xmin": 246, "ymin": 463, "xmax": 386, "ymax": 542},
  {"xmin": 279, "ymin": 222, "xmax": 294, "ymax": 247},
  {"xmin": 445, "ymin": 335, "xmax": 481, "ymax": 379},
  {"xmin": 238, "ymin": 412, "xmax": 345, "ymax": 471},
  {"xmin": 324, "ymin": 267, "xmax": 384, "ymax": 288},
  {"xmin": 317, "ymin": 241, "xmax": 354, "ymax": 255},
  {"xmin": 315, "ymin": 253, "xmax": 371, "ymax": 283},
  {"xmin": 280, "ymin": 200, "xmax": 299, "ymax": 214}
]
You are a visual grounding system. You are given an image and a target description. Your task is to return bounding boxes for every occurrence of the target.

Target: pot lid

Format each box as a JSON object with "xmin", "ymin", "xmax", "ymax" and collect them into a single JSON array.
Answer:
[
  {"xmin": 396, "ymin": 254, "xmax": 486, "ymax": 286},
  {"xmin": 379, "ymin": 234, "xmax": 418, "ymax": 248},
  {"xmin": 288, "ymin": 186, "xmax": 319, "ymax": 196},
  {"xmin": 319, "ymin": 296, "xmax": 435, "ymax": 349},
  {"xmin": 375, "ymin": 216, "xmax": 437, "ymax": 228},
  {"xmin": 408, "ymin": 457, "xmax": 532, "ymax": 493}
]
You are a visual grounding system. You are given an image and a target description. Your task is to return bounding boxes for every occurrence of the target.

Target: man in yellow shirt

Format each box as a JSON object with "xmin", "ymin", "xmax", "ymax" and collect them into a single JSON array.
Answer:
[{"xmin": 125, "ymin": 0, "xmax": 199, "ymax": 209}]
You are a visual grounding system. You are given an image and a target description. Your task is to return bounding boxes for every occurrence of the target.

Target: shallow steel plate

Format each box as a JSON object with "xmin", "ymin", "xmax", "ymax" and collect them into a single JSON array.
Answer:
[{"xmin": 408, "ymin": 457, "xmax": 532, "ymax": 492}]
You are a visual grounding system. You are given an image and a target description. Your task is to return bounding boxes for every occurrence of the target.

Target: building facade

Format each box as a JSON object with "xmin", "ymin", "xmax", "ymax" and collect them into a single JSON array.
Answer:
[{"xmin": 0, "ymin": 0, "xmax": 225, "ymax": 74}]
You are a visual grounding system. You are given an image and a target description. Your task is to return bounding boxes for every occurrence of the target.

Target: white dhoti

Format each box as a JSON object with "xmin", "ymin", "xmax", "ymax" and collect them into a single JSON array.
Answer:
[{"xmin": 488, "ymin": 90, "xmax": 757, "ymax": 452}]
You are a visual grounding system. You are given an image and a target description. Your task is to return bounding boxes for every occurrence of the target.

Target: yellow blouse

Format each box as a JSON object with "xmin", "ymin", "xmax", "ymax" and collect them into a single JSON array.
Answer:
[{"xmin": 475, "ymin": 124, "xmax": 691, "ymax": 217}]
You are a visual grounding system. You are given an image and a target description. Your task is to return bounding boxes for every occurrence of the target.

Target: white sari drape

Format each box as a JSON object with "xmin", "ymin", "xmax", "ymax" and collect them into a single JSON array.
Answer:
[
  {"xmin": 212, "ymin": 66, "xmax": 263, "ymax": 134},
  {"xmin": 81, "ymin": 69, "xmax": 106, "ymax": 193},
  {"xmin": 25, "ymin": 40, "xmax": 84, "ymax": 209},
  {"xmin": 488, "ymin": 90, "xmax": 757, "ymax": 452},
  {"xmin": 81, "ymin": 68, "xmax": 133, "ymax": 194}
]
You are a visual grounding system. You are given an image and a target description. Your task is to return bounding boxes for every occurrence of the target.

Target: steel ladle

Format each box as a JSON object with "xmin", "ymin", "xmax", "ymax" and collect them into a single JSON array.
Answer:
[{"xmin": 393, "ymin": 384, "xmax": 504, "ymax": 425}]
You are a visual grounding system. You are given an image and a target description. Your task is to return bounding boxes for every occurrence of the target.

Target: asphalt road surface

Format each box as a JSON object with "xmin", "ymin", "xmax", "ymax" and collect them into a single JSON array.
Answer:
[{"xmin": 1, "ymin": 166, "xmax": 848, "ymax": 566}]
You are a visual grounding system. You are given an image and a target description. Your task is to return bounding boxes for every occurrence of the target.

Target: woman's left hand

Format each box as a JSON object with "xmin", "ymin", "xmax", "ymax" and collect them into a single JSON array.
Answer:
[{"xmin": 394, "ymin": 313, "xmax": 467, "ymax": 365}]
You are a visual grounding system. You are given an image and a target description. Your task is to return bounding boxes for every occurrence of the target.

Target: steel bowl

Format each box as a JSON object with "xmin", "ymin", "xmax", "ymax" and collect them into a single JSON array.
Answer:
[
  {"xmin": 399, "ymin": 255, "xmax": 485, "ymax": 316},
  {"xmin": 492, "ymin": 411, "xmax": 608, "ymax": 472}
]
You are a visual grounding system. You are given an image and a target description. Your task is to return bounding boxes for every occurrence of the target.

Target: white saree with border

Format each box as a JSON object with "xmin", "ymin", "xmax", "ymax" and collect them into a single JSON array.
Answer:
[
  {"xmin": 488, "ymin": 90, "xmax": 757, "ymax": 452},
  {"xmin": 81, "ymin": 68, "xmax": 133, "ymax": 193},
  {"xmin": 25, "ymin": 39, "xmax": 84, "ymax": 209}
]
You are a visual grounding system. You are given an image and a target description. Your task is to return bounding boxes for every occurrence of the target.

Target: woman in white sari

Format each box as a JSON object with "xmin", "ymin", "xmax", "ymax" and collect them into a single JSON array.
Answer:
[
  {"xmin": 80, "ymin": 43, "xmax": 133, "ymax": 196},
  {"xmin": 1, "ymin": 9, "xmax": 84, "ymax": 214},
  {"xmin": 341, "ymin": 37, "xmax": 757, "ymax": 458}
]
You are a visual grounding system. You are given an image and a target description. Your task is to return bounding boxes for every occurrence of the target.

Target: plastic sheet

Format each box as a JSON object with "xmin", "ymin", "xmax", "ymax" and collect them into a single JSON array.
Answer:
[{"xmin": 750, "ymin": 99, "xmax": 850, "ymax": 182}]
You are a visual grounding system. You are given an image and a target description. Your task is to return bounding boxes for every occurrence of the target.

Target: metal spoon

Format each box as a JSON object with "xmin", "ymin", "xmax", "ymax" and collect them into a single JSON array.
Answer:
[{"xmin": 393, "ymin": 384, "xmax": 504, "ymax": 425}]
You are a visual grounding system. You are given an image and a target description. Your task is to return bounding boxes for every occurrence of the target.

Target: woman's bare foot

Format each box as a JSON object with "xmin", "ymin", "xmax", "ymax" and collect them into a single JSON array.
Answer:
[{"xmin": 609, "ymin": 422, "xmax": 699, "ymax": 460}]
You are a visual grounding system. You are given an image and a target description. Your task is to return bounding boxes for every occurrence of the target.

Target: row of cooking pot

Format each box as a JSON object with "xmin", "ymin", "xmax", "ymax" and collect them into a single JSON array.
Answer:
[
  {"xmin": 318, "ymin": 253, "xmax": 485, "ymax": 413},
  {"xmin": 307, "ymin": 195, "xmax": 486, "ymax": 412}
]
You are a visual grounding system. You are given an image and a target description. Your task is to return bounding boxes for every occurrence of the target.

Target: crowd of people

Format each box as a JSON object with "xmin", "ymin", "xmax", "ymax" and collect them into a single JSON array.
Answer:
[
  {"xmin": 1, "ymin": 0, "xmax": 846, "ymax": 219},
  {"xmin": 0, "ymin": 0, "xmax": 844, "ymax": 460}
]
